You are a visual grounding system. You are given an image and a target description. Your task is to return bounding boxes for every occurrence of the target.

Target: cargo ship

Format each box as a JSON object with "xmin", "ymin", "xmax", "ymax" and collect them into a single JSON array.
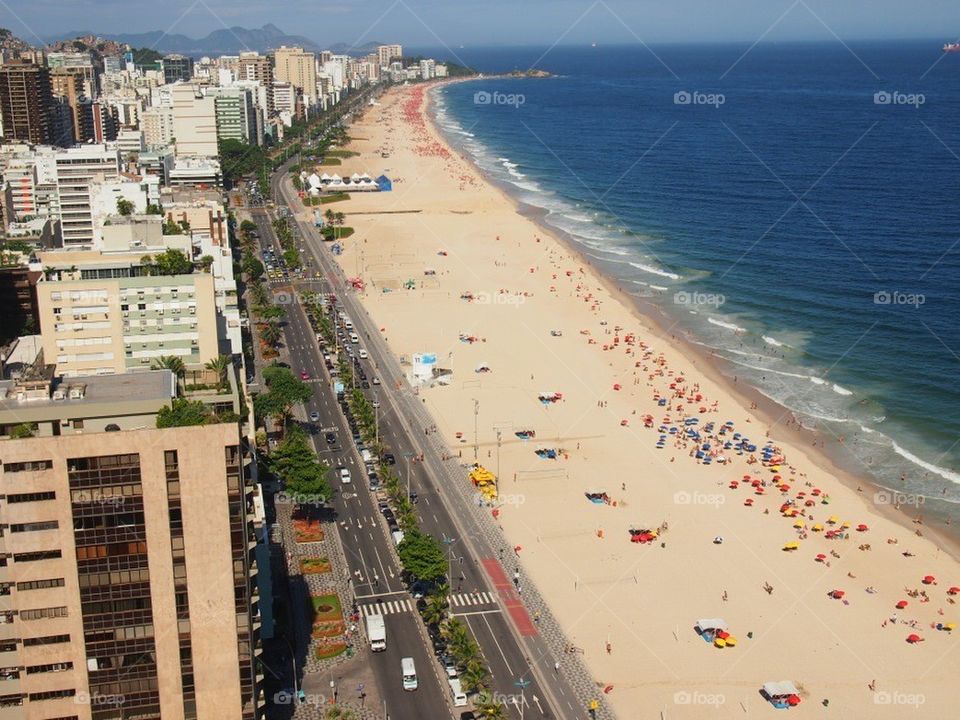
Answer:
[{"xmin": 944, "ymin": 42, "xmax": 960, "ymax": 52}]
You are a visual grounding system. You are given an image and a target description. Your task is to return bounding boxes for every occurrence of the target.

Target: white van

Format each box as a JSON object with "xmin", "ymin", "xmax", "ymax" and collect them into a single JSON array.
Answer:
[
  {"xmin": 344, "ymin": 318, "xmax": 354, "ymax": 330},
  {"xmin": 401, "ymin": 657, "xmax": 417, "ymax": 691},
  {"xmin": 360, "ymin": 448, "xmax": 374, "ymax": 465},
  {"xmin": 349, "ymin": 333, "xmax": 359, "ymax": 344},
  {"xmin": 448, "ymin": 678, "xmax": 467, "ymax": 707}
]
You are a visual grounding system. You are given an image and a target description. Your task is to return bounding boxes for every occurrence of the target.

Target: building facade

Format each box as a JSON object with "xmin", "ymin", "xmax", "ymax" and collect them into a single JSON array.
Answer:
[
  {"xmin": 0, "ymin": 62, "xmax": 54, "ymax": 146},
  {"xmin": 54, "ymin": 145, "xmax": 121, "ymax": 247}
]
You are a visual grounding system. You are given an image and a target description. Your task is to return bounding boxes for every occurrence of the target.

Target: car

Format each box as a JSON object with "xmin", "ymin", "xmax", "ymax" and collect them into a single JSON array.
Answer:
[
  {"xmin": 368, "ymin": 473, "xmax": 380, "ymax": 490},
  {"xmin": 409, "ymin": 492, "xmax": 418, "ymax": 504},
  {"xmin": 300, "ymin": 371, "xmax": 310, "ymax": 380},
  {"xmin": 377, "ymin": 501, "xmax": 390, "ymax": 513},
  {"xmin": 460, "ymin": 713, "xmax": 477, "ymax": 720},
  {"xmin": 383, "ymin": 453, "xmax": 396, "ymax": 465},
  {"xmin": 361, "ymin": 380, "xmax": 370, "ymax": 389},
  {"xmin": 372, "ymin": 377, "xmax": 381, "ymax": 385},
  {"xmin": 372, "ymin": 400, "xmax": 381, "ymax": 409},
  {"xmin": 309, "ymin": 411, "xmax": 320, "ymax": 422},
  {"xmin": 338, "ymin": 467, "xmax": 351, "ymax": 484},
  {"xmin": 382, "ymin": 510, "xmax": 395, "ymax": 525},
  {"xmin": 441, "ymin": 655, "xmax": 458, "ymax": 679},
  {"xmin": 388, "ymin": 522, "xmax": 400, "ymax": 534},
  {"xmin": 358, "ymin": 349, "xmax": 368, "ymax": 359},
  {"xmin": 325, "ymin": 432, "xmax": 337, "ymax": 445}
]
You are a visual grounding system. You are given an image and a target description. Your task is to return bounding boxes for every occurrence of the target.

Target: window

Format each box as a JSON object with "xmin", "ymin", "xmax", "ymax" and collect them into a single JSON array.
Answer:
[
  {"xmin": 3, "ymin": 460, "xmax": 53, "ymax": 473},
  {"xmin": 16, "ymin": 578, "xmax": 65, "ymax": 591},
  {"xmin": 72, "ymin": 419, "xmax": 84, "ymax": 429},
  {"xmin": 26, "ymin": 661, "xmax": 73, "ymax": 674},
  {"xmin": 28, "ymin": 688, "xmax": 76, "ymax": 701},
  {"xmin": 10, "ymin": 521, "xmax": 58, "ymax": 533},
  {"xmin": 20, "ymin": 606, "xmax": 68, "ymax": 621},
  {"xmin": 5, "ymin": 491, "xmax": 55, "ymax": 503},
  {"xmin": 13, "ymin": 550, "xmax": 62, "ymax": 562},
  {"xmin": 23, "ymin": 634, "xmax": 69, "ymax": 646}
]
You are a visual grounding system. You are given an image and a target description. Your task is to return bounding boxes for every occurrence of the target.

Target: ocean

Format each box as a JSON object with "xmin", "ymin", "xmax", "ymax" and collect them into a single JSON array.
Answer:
[{"xmin": 422, "ymin": 41, "xmax": 960, "ymax": 513}]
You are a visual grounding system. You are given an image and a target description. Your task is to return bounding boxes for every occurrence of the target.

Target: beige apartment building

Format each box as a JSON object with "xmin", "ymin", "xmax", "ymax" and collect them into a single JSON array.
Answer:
[
  {"xmin": 271, "ymin": 47, "xmax": 317, "ymax": 106},
  {"xmin": 0, "ymin": 371, "xmax": 258, "ymax": 719},
  {"xmin": 34, "ymin": 270, "xmax": 219, "ymax": 378},
  {"xmin": 168, "ymin": 85, "xmax": 217, "ymax": 158}
]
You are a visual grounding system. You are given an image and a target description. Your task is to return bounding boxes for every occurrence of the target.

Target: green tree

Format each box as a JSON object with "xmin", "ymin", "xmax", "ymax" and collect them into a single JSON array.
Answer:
[
  {"xmin": 240, "ymin": 219, "xmax": 258, "ymax": 234},
  {"xmin": 152, "ymin": 355, "xmax": 185, "ymax": 379},
  {"xmin": 259, "ymin": 323, "xmax": 282, "ymax": 348},
  {"xmin": 116, "ymin": 198, "xmax": 134, "ymax": 216},
  {"xmin": 205, "ymin": 354, "xmax": 231, "ymax": 391},
  {"xmin": 146, "ymin": 203, "xmax": 163, "ymax": 215},
  {"xmin": 271, "ymin": 426, "xmax": 332, "ymax": 504},
  {"xmin": 199, "ymin": 254, "xmax": 214, "ymax": 272},
  {"xmin": 162, "ymin": 219, "xmax": 183, "ymax": 235},
  {"xmin": 9, "ymin": 422, "xmax": 36, "ymax": 439},
  {"xmin": 473, "ymin": 694, "xmax": 507, "ymax": 719},
  {"xmin": 156, "ymin": 398, "xmax": 212, "ymax": 428},
  {"xmin": 253, "ymin": 366, "xmax": 313, "ymax": 432},
  {"xmin": 397, "ymin": 529, "xmax": 447, "ymax": 583},
  {"xmin": 242, "ymin": 255, "xmax": 264, "ymax": 281},
  {"xmin": 460, "ymin": 659, "xmax": 490, "ymax": 693},
  {"xmin": 150, "ymin": 249, "xmax": 193, "ymax": 276}
]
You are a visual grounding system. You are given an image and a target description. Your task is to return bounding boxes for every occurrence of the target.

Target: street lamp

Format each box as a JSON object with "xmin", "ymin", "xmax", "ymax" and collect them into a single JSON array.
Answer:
[
  {"xmin": 473, "ymin": 398, "xmax": 479, "ymax": 460},
  {"xmin": 496, "ymin": 428, "xmax": 502, "ymax": 482},
  {"xmin": 442, "ymin": 535, "xmax": 456, "ymax": 586}
]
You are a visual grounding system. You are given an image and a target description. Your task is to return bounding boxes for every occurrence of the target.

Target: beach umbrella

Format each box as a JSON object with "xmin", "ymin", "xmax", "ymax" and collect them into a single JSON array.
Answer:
[
  {"xmin": 944, "ymin": 623, "xmax": 956, "ymax": 631},
  {"xmin": 787, "ymin": 695, "xmax": 801, "ymax": 706},
  {"xmin": 714, "ymin": 637, "xmax": 726, "ymax": 648},
  {"xmin": 812, "ymin": 524, "xmax": 824, "ymax": 532},
  {"xmin": 923, "ymin": 575, "xmax": 936, "ymax": 585},
  {"xmin": 744, "ymin": 499, "xmax": 754, "ymax": 506},
  {"xmin": 805, "ymin": 499, "xmax": 816, "ymax": 507},
  {"xmin": 815, "ymin": 553, "xmax": 827, "ymax": 562},
  {"xmin": 830, "ymin": 590, "xmax": 845, "ymax": 599},
  {"xmin": 948, "ymin": 587, "xmax": 960, "ymax": 596},
  {"xmin": 857, "ymin": 524, "xmax": 869, "ymax": 532},
  {"xmin": 725, "ymin": 635, "xmax": 737, "ymax": 647},
  {"xmin": 896, "ymin": 600, "xmax": 908, "ymax": 609},
  {"xmin": 793, "ymin": 520, "xmax": 805, "ymax": 529},
  {"xmin": 716, "ymin": 630, "xmax": 730, "ymax": 640},
  {"xmin": 827, "ymin": 515, "xmax": 839, "ymax": 524},
  {"xmin": 906, "ymin": 634, "xmax": 922, "ymax": 644}
]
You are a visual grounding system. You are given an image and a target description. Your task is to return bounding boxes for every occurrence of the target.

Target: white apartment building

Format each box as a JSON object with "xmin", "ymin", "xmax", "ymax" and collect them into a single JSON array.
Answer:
[
  {"xmin": 141, "ymin": 106, "xmax": 174, "ymax": 150},
  {"xmin": 1, "ymin": 145, "xmax": 59, "ymax": 221},
  {"xmin": 116, "ymin": 127, "xmax": 145, "ymax": 157},
  {"xmin": 169, "ymin": 83, "xmax": 218, "ymax": 157},
  {"xmin": 377, "ymin": 44, "xmax": 403, "ymax": 67},
  {"xmin": 54, "ymin": 143, "xmax": 121, "ymax": 247},
  {"xmin": 167, "ymin": 157, "xmax": 222, "ymax": 188}
]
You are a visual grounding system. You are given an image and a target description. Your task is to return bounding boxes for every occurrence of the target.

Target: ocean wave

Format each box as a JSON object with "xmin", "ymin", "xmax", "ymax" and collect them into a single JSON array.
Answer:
[
  {"xmin": 832, "ymin": 384, "xmax": 853, "ymax": 396},
  {"xmin": 721, "ymin": 356, "xmax": 815, "ymax": 380},
  {"xmin": 650, "ymin": 284, "xmax": 669, "ymax": 291},
  {"xmin": 893, "ymin": 443, "xmax": 960, "ymax": 484},
  {"xmin": 762, "ymin": 335, "xmax": 785, "ymax": 347},
  {"xmin": 707, "ymin": 317, "xmax": 746, "ymax": 333},
  {"xmin": 563, "ymin": 212, "xmax": 594, "ymax": 222},
  {"xmin": 809, "ymin": 377, "xmax": 826, "ymax": 385},
  {"xmin": 628, "ymin": 262, "xmax": 681, "ymax": 280}
]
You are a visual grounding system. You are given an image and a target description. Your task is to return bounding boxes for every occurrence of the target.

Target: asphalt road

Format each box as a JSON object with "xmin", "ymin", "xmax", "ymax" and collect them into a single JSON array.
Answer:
[{"xmin": 266, "ymin": 168, "xmax": 585, "ymax": 719}]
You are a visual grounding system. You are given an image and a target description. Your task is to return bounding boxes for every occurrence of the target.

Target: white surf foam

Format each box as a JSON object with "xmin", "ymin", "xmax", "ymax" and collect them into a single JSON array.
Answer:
[
  {"xmin": 893, "ymin": 443, "xmax": 960, "ymax": 484},
  {"xmin": 628, "ymin": 262, "xmax": 681, "ymax": 280}
]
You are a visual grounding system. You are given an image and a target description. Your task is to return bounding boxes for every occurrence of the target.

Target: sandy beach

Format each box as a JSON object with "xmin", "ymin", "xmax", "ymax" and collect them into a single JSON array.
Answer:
[{"xmin": 295, "ymin": 83, "xmax": 959, "ymax": 718}]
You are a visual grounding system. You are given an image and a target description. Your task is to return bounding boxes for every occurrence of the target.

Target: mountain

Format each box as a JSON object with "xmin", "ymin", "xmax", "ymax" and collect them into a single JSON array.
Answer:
[{"xmin": 44, "ymin": 24, "xmax": 360, "ymax": 57}]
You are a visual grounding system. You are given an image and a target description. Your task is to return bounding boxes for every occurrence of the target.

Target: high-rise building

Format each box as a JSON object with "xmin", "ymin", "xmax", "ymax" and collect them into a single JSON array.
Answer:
[
  {"xmin": 237, "ymin": 52, "xmax": 273, "ymax": 116},
  {"xmin": 54, "ymin": 144, "xmax": 121, "ymax": 247},
  {"xmin": 271, "ymin": 46, "xmax": 317, "ymax": 106},
  {"xmin": 46, "ymin": 51, "xmax": 97, "ymax": 97},
  {"xmin": 208, "ymin": 86, "xmax": 258, "ymax": 145},
  {"xmin": 141, "ymin": 106, "xmax": 175, "ymax": 150},
  {"xmin": 169, "ymin": 84, "xmax": 218, "ymax": 157},
  {"xmin": 377, "ymin": 44, "xmax": 403, "ymax": 67},
  {"xmin": 0, "ymin": 61, "xmax": 55, "ymax": 145},
  {"xmin": 0, "ymin": 375, "xmax": 258, "ymax": 719},
  {"xmin": 161, "ymin": 54, "xmax": 194, "ymax": 85}
]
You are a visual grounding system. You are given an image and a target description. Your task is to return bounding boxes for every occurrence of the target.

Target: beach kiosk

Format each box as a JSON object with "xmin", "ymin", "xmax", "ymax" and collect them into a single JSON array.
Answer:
[
  {"xmin": 376, "ymin": 174, "xmax": 393, "ymax": 191},
  {"xmin": 761, "ymin": 681, "xmax": 801, "ymax": 709}
]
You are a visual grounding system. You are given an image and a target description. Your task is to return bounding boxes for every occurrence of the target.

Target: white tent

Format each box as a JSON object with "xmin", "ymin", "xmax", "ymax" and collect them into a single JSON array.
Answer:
[
  {"xmin": 762, "ymin": 681, "xmax": 799, "ymax": 698},
  {"xmin": 321, "ymin": 172, "xmax": 331, "ymax": 181},
  {"xmin": 330, "ymin": 174, "xmax": 342, "ymax": 182},
  {"xmin": 350, "ymin": 172, "xmax": 362, "ymax": 182},
  {"xmin": 307, "ymin": 173, "xmax": 321, "ymax": 189}
]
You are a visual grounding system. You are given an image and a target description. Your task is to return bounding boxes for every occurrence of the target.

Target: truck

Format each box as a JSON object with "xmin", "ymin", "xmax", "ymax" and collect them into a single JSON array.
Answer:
[{"xmin": 366, "ymin": 613, "xmax": 386, "ymax": 652}]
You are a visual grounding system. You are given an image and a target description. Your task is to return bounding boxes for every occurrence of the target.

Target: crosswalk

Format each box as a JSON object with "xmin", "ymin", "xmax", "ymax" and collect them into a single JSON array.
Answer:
[
  {"xmin": 358, "ymin": 592, "xmax": 499, "ymax": 617},
  {"xmin": 360, "ymin": 599, "xmax": 414, "ymax": 617},
  {"xmin": 450, "ymin": 592, "xmax": 498, "ymax": 608}
]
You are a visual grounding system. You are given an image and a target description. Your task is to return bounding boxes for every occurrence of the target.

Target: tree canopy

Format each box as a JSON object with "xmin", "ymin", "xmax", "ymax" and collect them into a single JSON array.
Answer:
[
  {"xmin": 142, "ymin": 248, "xmax": 193, "ymax": 276},
  {"xmin": 156, "ymin": 398, "xmax": 212, "ymax": 428},
  {"xmin": 271, "ymin": 426, "xmax": 331, "ymax": 504},
  {"xmin": 397, "ymin": 529, "xmax": 448, "ymax": 583},
  {"xmin": 253, "ymin": 366, "xmax": 313, "ymax": 426}
]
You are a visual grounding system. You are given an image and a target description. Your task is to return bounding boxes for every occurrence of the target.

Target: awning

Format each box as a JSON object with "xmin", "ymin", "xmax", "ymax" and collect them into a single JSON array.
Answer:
[
  {"xmin": 696, "ymin": 618, "xmax": 728, "ymax": 632},
  {"xmin": 762, "ymin": 681, "xmax": 799, "ymax": 698}
]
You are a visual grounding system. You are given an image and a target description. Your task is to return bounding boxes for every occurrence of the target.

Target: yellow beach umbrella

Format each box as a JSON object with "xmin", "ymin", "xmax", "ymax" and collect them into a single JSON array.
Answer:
[
  {"xmin": 714, "ymin": 637, "xmax": 726, "ymax": 648},
  {"xmin": 724, "ymin": 635, "xmax": 738, "ymax": 647},
  {"xmin": 944, "ymin": 623, "xmax": 956, "ymax": 632},
  {"xmin": 793, "ymin": 520, "xmax": 805, "ymax": 529},
  {"xmin": 783, "ymin": 541, "xmax": 800, "ymax": 551},
  {"xmin": 812, "ymin": 524, "xmax": 824, "ymax": 532},
  {"xmin": 827, "ymin": 515, "xmax": 839, "ymax": 524},
  {"xmin": 841, "ymin": 521, "xmax": 851, "ymax": 529}
]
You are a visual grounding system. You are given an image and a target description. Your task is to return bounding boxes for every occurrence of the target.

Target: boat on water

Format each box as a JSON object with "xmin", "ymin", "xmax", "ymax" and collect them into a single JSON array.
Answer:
[{"xmin": 944, "ymin": 42, "xmax": 960, "ymax": 52}]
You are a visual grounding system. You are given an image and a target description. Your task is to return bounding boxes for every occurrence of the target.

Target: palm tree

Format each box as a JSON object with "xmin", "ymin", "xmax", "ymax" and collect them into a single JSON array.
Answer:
[
  {"xmin": 152, "ymin": 355, "xmax": 185, "ymax": 378},
  {"xmin": 205, "ymin": 354, "xmax": 231, "ymax": 391},
  {"xmin": 260, "ymin": 323, "xmax": 282, "ymax": 348},
  {"xmin": 474, "ymin": 695, "xmax": 507, "ymax": 719},
  {"xmin": 460, "ymin": 658, "xmax": 490, "ymax": 693},
  {"xmin": 250, "ymin": 282, "xmax": 268, "ymax": 307},
  {"xmin": 421, "ymin": 593, "xmax": 448, "ymax": 627}
]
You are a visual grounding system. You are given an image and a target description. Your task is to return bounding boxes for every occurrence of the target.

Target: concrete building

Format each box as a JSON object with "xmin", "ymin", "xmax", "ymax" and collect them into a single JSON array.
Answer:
[
  {"xmin": 116, "ymin": 128, "xmax": 145, "ymax": 158},
  {"xmin": 237, "ymin": 52, "xmax": 273, "ymax": 116},
  {"xmin": 169, "ymin": 84, "xmax": 217, "ymax": 158},
  {"xmin": 54, "ymin": 144, "xmax": 121, "ymax": 247},
  {"xmin": 208, "ymin": 86, "xmax": 258, "ymax": 145},
  {"xmin": 419, "ymin": 58, "xmax": 436, "ymax": 80},
  {"xmin": 166, "ymin": 157, "xmax": 222, "ymax": 188},
  {"xmin": 271, "ymin": 81, "xmax": 296, "ymax": 118},
  {"xmin": 0, "ymin": 146, "xmax": 59, "ymax": 222},
  {"xmin": 271, "ymin": 46, "xmax": 317, "ymax": 106},
  {"xmin": 0, "ymin": 379, "xmax": 258, "ymax": 719},
  {"xmin": 377, "ymin": 44, "xmax": 403, "ymax": 68},
  {"xmin": 141, "ymin": 106, "xmax": 174, "ymax": 150},
  {"xmin": 33, "ymin": 264, "xmax": 219, "ymax": 376},
  {"xmin": 46, "ymin": 51, "xmax": 97, "ymax": 97},
  {"xmin": 0, "ymin": 61, "xmax": 55, "ymax": 146},
  {"xmin": 161, "ymin": 54, "xmax": 194, "ymax": 85}
]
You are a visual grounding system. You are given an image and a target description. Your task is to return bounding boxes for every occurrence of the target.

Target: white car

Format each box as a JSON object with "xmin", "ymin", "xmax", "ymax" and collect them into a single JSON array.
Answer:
[
  {"xmin": 358, "ymin": 348, "xmax": 368, "ymax": 359},
  {"xmin": 339, "ymin": 467, "xmax": 352, "ymax": 484},
  {"xmin": 372, "ymin": 400, "xmax": 380, "ymax": 409},
  {"xmin": 372, "ymin": 377, "xmax": 381, "ymax": 385}
]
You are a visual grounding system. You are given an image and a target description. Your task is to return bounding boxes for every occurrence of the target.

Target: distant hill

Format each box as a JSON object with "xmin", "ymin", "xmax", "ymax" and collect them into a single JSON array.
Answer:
[{"xmin": 45, "ymin": 25, "xmax": 385, "ymax": 57}]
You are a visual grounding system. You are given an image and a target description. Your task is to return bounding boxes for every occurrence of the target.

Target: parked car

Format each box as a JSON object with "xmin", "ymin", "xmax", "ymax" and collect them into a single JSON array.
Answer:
[
  {"xmin": 383, "ymin": 453, "xmax": 396, "ymax": 465},
  {"xmin": 309, "ymin": 411, "xmax": 320, "ymax": 422},
  {"xmin": 338, "ymin": 467, "xmax": 351, "ymax": 484}
]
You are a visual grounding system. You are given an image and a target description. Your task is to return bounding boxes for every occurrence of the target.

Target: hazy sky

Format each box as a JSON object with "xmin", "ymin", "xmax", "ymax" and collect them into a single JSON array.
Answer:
[{"xmin": 3, "ymin": 0, "xmax": 959, "ymax": 46}]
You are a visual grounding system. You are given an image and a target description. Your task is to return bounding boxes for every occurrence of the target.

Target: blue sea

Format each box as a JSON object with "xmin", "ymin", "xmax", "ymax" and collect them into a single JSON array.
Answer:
[{"xmin": 421, "ymin": 41, "xmax": 960, "ymax": 510}]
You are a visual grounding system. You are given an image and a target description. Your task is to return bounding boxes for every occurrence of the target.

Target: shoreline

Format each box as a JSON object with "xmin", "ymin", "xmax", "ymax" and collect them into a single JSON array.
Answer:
[
  {"xmin": 424, "ymin": 78, "xmax": 960, "ymax": 564},
  {"xmin": 319, "ymin": 82, "xmax": 960, "ymax": 718}
]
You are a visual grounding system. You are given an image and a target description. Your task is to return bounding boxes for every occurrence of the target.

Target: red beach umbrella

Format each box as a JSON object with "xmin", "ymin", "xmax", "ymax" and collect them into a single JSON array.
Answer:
[
  {"xmin": 787, "ymin": 695, "xmax": 801, "ymax": 706},
  {"xmin": 830, "ymin": 590, "xmax": 845, "ymax": 599},
  {"xmin": 896, "ymin": 600, "xmax": 909, "ymax": 609},
  {"xmin": 815, "ymin": 553, "xmax": 827, "ymax": 562},
  {"xmin": 857, "ymin": 524, "xmax": 869, "ymax": 532},
  {"xmin": 923, "ymin": 575, "xmax": 936, "ymax": 585},
  {"xmin": 948, "ymin": 587, "xmax": 960, "ymax": 596},
  {"xmin": 906, "ymin": 634, "xmax": 922, "ymax": 644}
]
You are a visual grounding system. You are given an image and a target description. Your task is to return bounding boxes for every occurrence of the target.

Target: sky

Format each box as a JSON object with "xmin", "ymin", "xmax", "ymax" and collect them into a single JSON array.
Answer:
[{"xmin": 2, "ymin": 0, "xmax": 959, "ymax": 48}]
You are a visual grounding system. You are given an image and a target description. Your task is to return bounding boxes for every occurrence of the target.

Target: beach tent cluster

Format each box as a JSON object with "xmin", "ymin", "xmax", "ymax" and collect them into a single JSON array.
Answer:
[
  {"xmin": 695, "ymin": 618, "xmax": 738, "ymax": 648},
  {"xmin": 303, "ymin": 171, "xmax": 389, "ymax": 195},
  {"xmin": 761, "ymin": 681, "xmax": 802, "ymax": 708},
  {"xmin": 469, "ymin": 464, "xmax": 497, "ymax": 501}
]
